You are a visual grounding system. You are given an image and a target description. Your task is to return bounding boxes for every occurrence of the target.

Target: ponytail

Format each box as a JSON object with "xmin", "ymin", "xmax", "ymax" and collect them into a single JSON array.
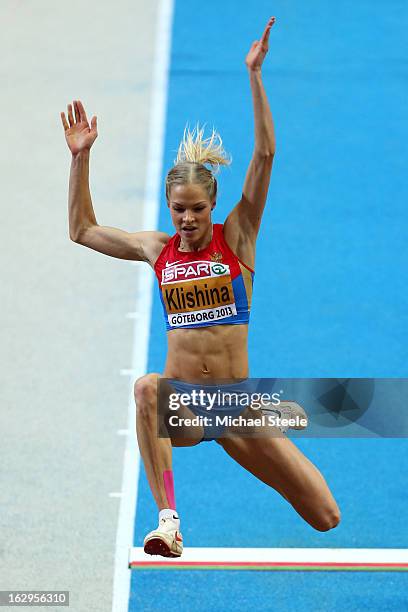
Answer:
[{"xmin": 166, "ymin": 122, "xmax": 231, "ymax": 203}]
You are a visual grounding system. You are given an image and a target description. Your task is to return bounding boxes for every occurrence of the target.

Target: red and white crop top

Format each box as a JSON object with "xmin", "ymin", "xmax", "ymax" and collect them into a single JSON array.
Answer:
[{"xmin": 154, "ymin": 224, "xmax": 254, "ymax": 331}]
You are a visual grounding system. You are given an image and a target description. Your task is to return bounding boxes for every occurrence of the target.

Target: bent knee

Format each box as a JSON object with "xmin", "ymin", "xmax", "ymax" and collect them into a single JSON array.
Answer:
[
  {"xmin": 312, "ymin": 506, "xmax": 341, "ymax": 532},
  {"xmin": 134, "ymin": 373, "xmax": 161, "ymax": 407}
]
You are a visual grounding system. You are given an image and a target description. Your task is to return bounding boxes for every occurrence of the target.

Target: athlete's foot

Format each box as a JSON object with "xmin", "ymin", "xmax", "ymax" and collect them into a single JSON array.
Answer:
[
  {"xmin": 261, "ymin": 401, "xmax": 308, "ymax": 434},
  {"xmin": 143, "ymin": 517, "xmax": 183, "ymax": 558}
]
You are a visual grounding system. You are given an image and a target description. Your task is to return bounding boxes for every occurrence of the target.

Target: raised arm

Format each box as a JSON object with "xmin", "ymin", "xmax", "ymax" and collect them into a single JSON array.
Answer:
[
  {"xmin": 224, "ymin": 18, "xmax": 276, "ymax": 260},
  {"xmin": 61, "ymin": 100, "xmax": 168, "ymax": 265}
]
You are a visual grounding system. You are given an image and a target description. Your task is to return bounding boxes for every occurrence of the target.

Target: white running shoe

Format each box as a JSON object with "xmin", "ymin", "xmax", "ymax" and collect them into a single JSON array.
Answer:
[
  {"xmin": 143, "ymin": 517, "xmax": 183, "ymax": 558},
  {"xmin": 261, "ymin": 401, "xmax": 308, "ymax": 434}
]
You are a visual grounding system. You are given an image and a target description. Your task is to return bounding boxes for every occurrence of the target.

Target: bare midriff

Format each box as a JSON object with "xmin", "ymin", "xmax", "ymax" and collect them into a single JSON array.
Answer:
[{"xmin": 162, "ymin": 324, "xmax": 249, "ymax": 383}]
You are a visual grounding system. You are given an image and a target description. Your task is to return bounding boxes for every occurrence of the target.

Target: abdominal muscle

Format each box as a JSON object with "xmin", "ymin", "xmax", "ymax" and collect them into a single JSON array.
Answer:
[{"xmin": 162, "ymin": 324, "xmax": 249, "ymax": 383}]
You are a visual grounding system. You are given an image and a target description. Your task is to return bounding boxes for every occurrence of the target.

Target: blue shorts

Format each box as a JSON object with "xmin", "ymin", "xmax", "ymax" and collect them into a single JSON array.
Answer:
[{"xmin": 165, "ymin": 378, "xmax": 257, "ymax": 442}]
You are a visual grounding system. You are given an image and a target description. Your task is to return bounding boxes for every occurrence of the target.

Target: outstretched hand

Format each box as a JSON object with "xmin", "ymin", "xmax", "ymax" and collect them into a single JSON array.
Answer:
[
  {"xmin": 245, "ymin": 17, "xmax": 276, "ymax": 72},
  {"xmin": 60, "ymin": 100, "xmax": 98, "ymax": 155}
]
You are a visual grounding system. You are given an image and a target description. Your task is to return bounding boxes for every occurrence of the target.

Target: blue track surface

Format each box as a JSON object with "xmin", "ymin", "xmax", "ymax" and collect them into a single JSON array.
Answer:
[{"xmin": 129, "ymin": 2, "xmax": 408, "ymax": 610}]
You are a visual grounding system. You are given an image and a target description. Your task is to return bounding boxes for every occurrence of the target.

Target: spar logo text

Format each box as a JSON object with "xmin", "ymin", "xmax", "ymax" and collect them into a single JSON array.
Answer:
[{"xmin": 162, "ymin": 261, "xmax": 228, "ymax": 284}]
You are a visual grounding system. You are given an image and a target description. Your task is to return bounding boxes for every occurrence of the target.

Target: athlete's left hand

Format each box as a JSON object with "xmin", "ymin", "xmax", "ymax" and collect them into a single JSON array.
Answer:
[{"xmin": 245, "ymin": 17, "xmax": 276, "ymax": 72}]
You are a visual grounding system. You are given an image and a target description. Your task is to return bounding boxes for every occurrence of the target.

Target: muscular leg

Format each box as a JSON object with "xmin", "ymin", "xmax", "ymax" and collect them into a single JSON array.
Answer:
[
  {"xmin": 216, "ymin": 421, "xmax": 340, "ymax": 531},
  {"xmin": 134, "ymin": 373, "xmax": 204, "ymax": 510}
]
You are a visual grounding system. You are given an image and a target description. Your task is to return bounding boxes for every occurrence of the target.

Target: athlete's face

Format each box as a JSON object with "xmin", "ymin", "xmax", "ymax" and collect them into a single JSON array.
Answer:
[{"xmin": 168, "ymin": 184, "xmax": 215, "ymax": 244}]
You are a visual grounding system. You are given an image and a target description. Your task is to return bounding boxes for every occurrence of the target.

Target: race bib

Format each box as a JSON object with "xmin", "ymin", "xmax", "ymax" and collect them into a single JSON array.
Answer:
[{"xmin": 161, "ymin": 260, "xmax": 237, "ymax": 327}]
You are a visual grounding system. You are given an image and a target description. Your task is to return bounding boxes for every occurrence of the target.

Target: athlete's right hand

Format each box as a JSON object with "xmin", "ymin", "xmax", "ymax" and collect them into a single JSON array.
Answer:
[{"xmin": 61, "ymin": 100, "xmax": 97, "ymax": 155}]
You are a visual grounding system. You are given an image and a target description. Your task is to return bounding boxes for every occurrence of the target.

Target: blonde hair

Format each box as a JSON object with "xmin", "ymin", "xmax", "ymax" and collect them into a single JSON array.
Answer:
[{"xmin": 165, "ymin": 122, "xmax": 232, "ymax": 203}]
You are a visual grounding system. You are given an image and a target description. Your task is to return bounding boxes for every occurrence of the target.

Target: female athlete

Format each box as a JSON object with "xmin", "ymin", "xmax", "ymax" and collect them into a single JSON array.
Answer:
[{"xmin": 61, "ymin": 16, "xmax": 340, "ymax": 558}]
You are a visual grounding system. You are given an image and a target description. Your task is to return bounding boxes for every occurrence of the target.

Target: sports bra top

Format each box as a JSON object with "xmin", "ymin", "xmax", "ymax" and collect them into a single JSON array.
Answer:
[{"xmin": 154, "ymin": 223, "xmax": 254, "ymax": 331}]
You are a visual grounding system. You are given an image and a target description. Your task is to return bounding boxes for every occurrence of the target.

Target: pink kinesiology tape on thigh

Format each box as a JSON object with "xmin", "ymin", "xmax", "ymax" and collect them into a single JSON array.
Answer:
[{"xmin": 163, "ymin": 470, "xmax": 176, "ymax": 510}]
